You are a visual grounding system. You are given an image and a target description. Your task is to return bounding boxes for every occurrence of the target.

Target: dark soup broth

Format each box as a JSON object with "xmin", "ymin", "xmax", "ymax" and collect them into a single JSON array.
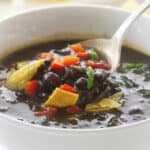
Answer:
[{"xmin": 0, "ymin": 40, "xmax": 150, "ymax": 129}]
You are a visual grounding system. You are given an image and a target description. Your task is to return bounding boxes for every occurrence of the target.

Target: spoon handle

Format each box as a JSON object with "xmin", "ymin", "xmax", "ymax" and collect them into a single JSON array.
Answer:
[{"xmin": 113, "ymin": 0, "xmax": 150, "ymax": 46}]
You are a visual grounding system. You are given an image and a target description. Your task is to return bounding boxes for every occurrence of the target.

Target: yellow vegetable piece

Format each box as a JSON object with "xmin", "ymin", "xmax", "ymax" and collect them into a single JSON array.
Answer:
[
  {"xmin": 6, "ymin": 59, "xmax": 44, "ymax": 90},
  {"xmin": 44, "ymin": 88, "xmax": 79, "ymax": 108},
  {"xmin": 85, "ymin": 92, "xmax": 123, "ymax": 112},
  {"xmin": 8, "ymin": 61, "xmax": 29, "ymax": 78},
  {"xmin": 17, "ymin": 61, "xmax": 29, "ymax": 69},
  {"xmin": 110, "ymin": 92, "xmax": 124, "ymax": 102}
]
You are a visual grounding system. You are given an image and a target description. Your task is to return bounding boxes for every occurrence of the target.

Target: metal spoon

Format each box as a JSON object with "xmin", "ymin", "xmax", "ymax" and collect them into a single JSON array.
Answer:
[{"xmin": 81, "ymin": 0, "xmax": 150, "ymax": 73}]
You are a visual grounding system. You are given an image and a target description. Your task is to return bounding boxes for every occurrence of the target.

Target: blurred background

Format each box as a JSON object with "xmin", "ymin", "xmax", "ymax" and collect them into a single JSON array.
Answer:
[{"xmin": 0, "ymin": 0, "xmax": 150, "ymax": 19}]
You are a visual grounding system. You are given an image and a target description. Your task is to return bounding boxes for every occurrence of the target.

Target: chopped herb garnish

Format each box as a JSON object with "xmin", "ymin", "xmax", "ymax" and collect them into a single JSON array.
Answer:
[
  {"xmin": 133, "ymin": 68, "xmax": 145, "ymax": 74},
  {"xmin": 86, "ymin": 67, "xmax": 95, "ymax": 90},
  {"xmin": 89, "ymin": 49, "xmax": 98, "ymax": 60},
  {"xmin": 121, "ymin": 76, "xmax": 138, "ymax": 88},
  {"xmin": 118, "ymin": 63, "xmax": 148, "ymax": 73},
  {"xmin": 107, "ymin": 80, "xmax": 122, "ymax": 88},
  {"xmin": 123, "ymin": 63, "xmax": 148, "ymax": 69},
  {"xmin": 138, "ymin": 89, "xmax": 150, "ymax": 98}
]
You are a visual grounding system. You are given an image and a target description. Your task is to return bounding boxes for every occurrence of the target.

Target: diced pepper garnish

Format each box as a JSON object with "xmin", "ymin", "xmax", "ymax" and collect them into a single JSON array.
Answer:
[
  {"xmin": 60, "ymin": 84, "xmax": 77, "ymax": 93},
  {"xmin": 89, "ymin": 50, "xmax": 98, "ymax": 60},
  {"xmin": 35, "ymin": 106, "xmax": 57, "ymax": 116},
  {"xmin": 66, "ymin": 105, "xmax": 81, "ymax": 114},
  {"xmin": 40, "ymin": 52, "xmax": 54, "ymax": 59},
  {"xmin": 63, "ymin": 56, "xmax": 80, "ymax": 66},
  {"xmin": 87, "ymin": 60, "xmax": 110, "ymax": 70},
  {"xmin": 96, "ymin": 62, "xmax": 111, "ymax": 70},
  {"xmin": 34, "ymin": 110, "xmax": 48, "ymax": 116},
  {"xmin": 69, "ymin": 43, "xmax": 85, "ymax": 53},
  {"xmin": 86, "ymin": 67, "xmax": 95, "ymax": 90},
  {"xmin": 51, "ymin": 62, "xmax": 65, "ymax": 70},
  {"xmin": 47, "ymin": 106, "xmax": 58, "ymax": 114},
  {"xmin": 87, "ymin": 60, "xmax": 97, "ymax": 68},
  {"xmin": 77, "ymin": 52, "xmax": 89, "ymax": 59},
  {"xmin": 25, "ymin": 80, "xmax": 38, "ymax": 97},
  {"xmin": 44, "ymin": 88, "xmax": 79, "ymax": 108}
]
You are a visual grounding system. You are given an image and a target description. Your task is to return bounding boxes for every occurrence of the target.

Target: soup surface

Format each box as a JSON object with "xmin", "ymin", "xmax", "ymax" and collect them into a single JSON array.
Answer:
[{"xmin": 0, "ymin": 40, "xmax": 150, "ymax": 129}]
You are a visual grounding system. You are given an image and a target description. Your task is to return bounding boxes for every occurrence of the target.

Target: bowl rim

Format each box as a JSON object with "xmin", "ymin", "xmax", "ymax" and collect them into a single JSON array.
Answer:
[{"xmin": 0, "ymin": 4, "xmax": 150, "ymax": 134}]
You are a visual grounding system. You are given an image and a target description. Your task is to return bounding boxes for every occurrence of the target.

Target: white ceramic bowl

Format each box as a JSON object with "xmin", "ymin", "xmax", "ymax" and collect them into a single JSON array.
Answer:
[{"xmin": 0, "ymin": 5, "xmax": 150, "ymax": 150}]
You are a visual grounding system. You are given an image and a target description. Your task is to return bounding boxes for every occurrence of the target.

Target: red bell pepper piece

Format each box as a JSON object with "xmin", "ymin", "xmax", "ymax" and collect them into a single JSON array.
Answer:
[
  {"xmin": 35, "ymin": 107, "xmax": 57, "ymax": 116},
  {"xmin": 60, "ymin": 84, "xmax": 77, "ymax": 93},
  {"xmin": 66, "ymin": 105, "xmax": 81, "ymax": 114},
  {"xmin": 25, "ymin": 80, "xmax": 38, "ymax": 97},
  {"xmin": 87, "ymin": 60, "xmax": 111, "ymax": 70},
  {"xmin": 51, "ymin": 62, "xmax": 65, "ymax": 70},
  {"xmin": 34, "ymin": 110, "xmax": 49, "ymax": 116},
  {"xmin": 96, "ymin": 62, "xmax": 111, "ymax": 70},
  {"xmin": 77, "ymin": 52, "xmax": 89, "ymax": 59}
]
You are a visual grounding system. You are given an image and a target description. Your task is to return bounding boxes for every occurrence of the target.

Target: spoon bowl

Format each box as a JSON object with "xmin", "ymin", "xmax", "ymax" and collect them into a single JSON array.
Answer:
[
  {"xmin": 81, "ymin": 38, "xmax": 118, "ymax": 73},
  {"xmin": 81, "ymin": 0, "xmax": 150, "ymax": 73}
]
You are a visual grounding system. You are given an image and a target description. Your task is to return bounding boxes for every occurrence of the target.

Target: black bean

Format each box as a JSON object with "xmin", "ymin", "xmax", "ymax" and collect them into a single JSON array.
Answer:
[
  {"xmin": 63, "ymin": 66, "xmax": 87, "ymax": 83},
  {"xmin": 97, "ymin": 85, "xmax": 112, "ymax": 99},
  {"xmin": 36, "ymin": 81, "xmax": 50, "ymax": 102},
  {"xmin": 43, "ymin": 72, "xmax": 61, "ymax": 88},
  {"xmin": 63, "ymin": 67, "xmax": 75, "ymax": 80},
  {"xmin": 86, "ymin": 91, "xmax": 96, "ymax": 103},
  {"xmin": 37, "ymin": 81, "xmax": 43, "ymax": 92},
  {"xmin": 77, "ymin": 90, "xmax": 95, "ymax": 107},
  {"xmin": 36, "ymin": 92, "xmax": 49, "ymax": 103},
  {"xmin": 50, "ymin": 67, "xmax": 65, "ymax": 78},
  {"xmin": 70, "ymin": 65, "xmax": 86, "ymax": 74},
  {"xmin": 75, "ymin": 77, "xmax": 87, "ymax": 89},
  {"xmin": 77, "ymin": 90, "xmax": 89, "ymax": 108},
  {"xmin": 95, "ymin": 69, "xmax": 109, "ymax": 82}
]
